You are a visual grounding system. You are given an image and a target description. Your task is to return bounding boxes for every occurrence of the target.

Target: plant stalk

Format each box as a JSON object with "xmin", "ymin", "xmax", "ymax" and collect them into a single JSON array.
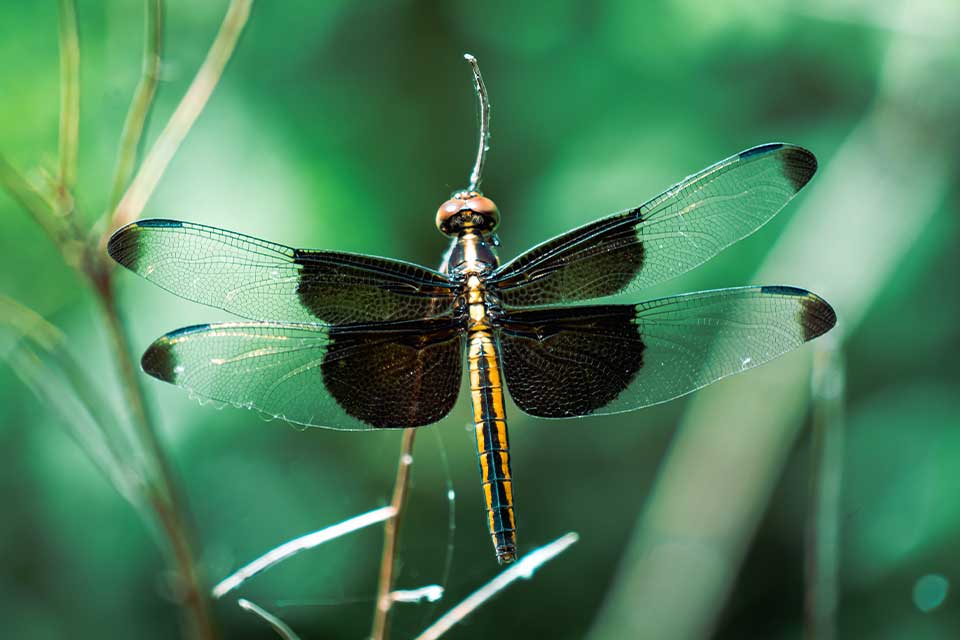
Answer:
[
  {"xmin": 0, "ymin": 155, "xmax": 64, "ymax": 244},
  {"xmin": 107, "ymin": 0, "xmax": 164, "ymax": 214},
  {"xmin": 57, "ymin": 0, "xmax": 80, "ymax": 206},
  {"xmin": 371, "ymin": 428, "xmax": 418, "ymax": 640},
  {"xmin": 111, "ymin": 0, "xmax": 253, "ymax": 231},
  {"xmin": 97, "ymin": 279, "xmax": 218, "ymax": 640}
]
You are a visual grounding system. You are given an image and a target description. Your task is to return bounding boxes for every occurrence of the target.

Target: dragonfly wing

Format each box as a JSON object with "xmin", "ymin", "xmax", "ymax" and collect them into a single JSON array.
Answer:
[
  {"xmin": 491, "ymin": 144, "xmax": 816, "ymax": 307},
  {"xmin": 142, "ymin": 318, "xmax": 463, "ymax": 429},
  {"xmin": 497, "ymin": 286, "xmax": 835, "ymax": 418},
  {"xmin": 108, "ymin": 219, "xmax": 456, "ymax": 324}
]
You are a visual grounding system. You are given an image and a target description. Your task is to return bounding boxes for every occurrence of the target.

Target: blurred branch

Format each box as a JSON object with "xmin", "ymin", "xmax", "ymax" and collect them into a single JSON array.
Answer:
[
  {"xmin": 98, "ymin": 264, "xmax": 218, "ymax": 640},
  {"xmin": 110, "ymin": 0, "xmax": 253, "ymax": 231},
  {"xmin": 95, "ymin": 2, "xmax": 253, "ymax": 635},
  {"xmin": 0, "ymin": 155, "xmax": 65, "ymax": 245},
  {"xmin": 107, "ymin": 0, "xmax": 164, "ymax": 214},
  {"xmin": 414, "ymin": 533, "xmax": 580, "ymax": 640},
  {"xmin": 0, "ymin": 295, "xmax": 144, "ymax": 505},
  {"xmin": 237, "ymin": 600, "xmax": 302, "ymax": 640},
  {"xmin": 372, "ymin": 428, "xmax": 417, "ymax": 640},
  {"xmin": 57, "ymin": 0, "xmax": 80, "ymax": 208},
  {"xmin": 805, "ymin": 339, "xmax": 845, "ymax": 640},
  {"xmin": 588, "ymin": 3, "xmax": 960, "ymax": 637}
]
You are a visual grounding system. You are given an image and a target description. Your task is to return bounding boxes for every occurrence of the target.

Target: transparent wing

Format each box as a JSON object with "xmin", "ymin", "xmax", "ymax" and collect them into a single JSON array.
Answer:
[
  {"xmin": 491, "ymin": 144, "xmax": 817, "ymax": 307},
  {"xmin": 497, "ymin": 286, "xmax": 836, "ymax": 418},
  {"xmin": 108, "ymin": 219, "xmax": 457, "ymax": 324},
  {"xmin": 141, "ymin": 318, "xmax": 463, "ymax": 430}
]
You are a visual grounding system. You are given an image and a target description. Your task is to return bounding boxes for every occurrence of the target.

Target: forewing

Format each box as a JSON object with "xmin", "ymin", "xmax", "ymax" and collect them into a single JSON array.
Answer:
[
  {"xmin": 108, "ymin": 219, "xmax": 456, "ymax": 324},
  {"xmin": 491, "ymin": 144, "xmax": 817, "ymax": 307},
  {"xmin": 497, "ymin": 286, "xmax": 836, "ymax": 418},
  {"xmin": 141, "ymin": 318, "xmax": 463, "ymax": 430}
]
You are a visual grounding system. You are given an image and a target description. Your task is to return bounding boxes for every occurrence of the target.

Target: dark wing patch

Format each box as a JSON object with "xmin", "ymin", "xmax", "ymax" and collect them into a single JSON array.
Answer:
[
  {"xmin": 497, "ymin": 286, "xmax": 836, "ymax": 418},
  {"xmin": 141, "ymin": 318, "xmax": 463, "ymax": 430},
  {"xmin": 495, "ymin": 215, "xmax": 645, "ymax": 306},
  {"xmin": 491, "ymin": 144, "xmax": 817, "ymax": 307},
  {"xmin": 498, "ymin": 306, "xmax": 644, "ymax": 418},
  {"xmin": 759, "ymin": 285, "xmax": 837, "ymax": 341},
  {"xmin": 108, "ymin": 219, "xmax": 456, "ymax": 324},
  {"xmin": 320, "ymin": 320, "xmax": 464, "ymax": 428},
  {"xmin": 740, "ymin": 143, "xmax": 817, "ymax": 190}
]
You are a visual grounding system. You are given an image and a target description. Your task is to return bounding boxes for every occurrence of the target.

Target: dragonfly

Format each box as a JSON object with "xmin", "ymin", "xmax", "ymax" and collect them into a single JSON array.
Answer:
[{"xmin": 107, "ymin": 56, "xmax": 836, "ymax": 564}]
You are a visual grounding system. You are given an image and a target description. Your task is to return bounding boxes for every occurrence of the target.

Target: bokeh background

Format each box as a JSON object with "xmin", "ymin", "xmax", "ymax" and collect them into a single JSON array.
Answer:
[{"xmin": 2, "ymin": 1, "xmax": 958, "ymax": 638}]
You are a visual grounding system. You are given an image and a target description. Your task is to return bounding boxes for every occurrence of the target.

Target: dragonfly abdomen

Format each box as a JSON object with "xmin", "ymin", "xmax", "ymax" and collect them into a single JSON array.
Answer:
[{"xmin": 468, "ymin": 330, "xmax": 517, "ymax": 564}]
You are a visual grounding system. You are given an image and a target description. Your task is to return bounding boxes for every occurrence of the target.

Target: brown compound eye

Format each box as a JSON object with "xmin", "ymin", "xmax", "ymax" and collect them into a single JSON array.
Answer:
[
  {"xmin": 466, "ymin": 195, "xmax": 500, "ymax": 232},
  {"xmin": 465, "ymin": 196, "xmax": 498, "ymax": 216},
  {"xmin": 436, "ymin": 198, "xmax": 466, "ymax": 234},
  {"xmin": 436, "ymin": 193, "xmax": 500, "ymax": 235}
]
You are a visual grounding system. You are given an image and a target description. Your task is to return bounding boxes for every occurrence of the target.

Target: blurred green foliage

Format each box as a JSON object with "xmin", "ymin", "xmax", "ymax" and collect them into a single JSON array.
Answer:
[{"xmin": 1, "ymin": 1, "xmax": 958, "ymax": 639}]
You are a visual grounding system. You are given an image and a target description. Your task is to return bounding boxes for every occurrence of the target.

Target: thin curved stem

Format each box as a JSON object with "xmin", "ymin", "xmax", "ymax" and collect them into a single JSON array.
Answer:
[
  {"xmin": 0, "ymin": 155, "xmax": 64, "ymax": 244},
  {"xmin": 463, "ymin": 54, "xmax": 490, "ymax": 193},
  {"xmin": 58, "ymin": 0, "xmax": 80, "ymax": 205},
  {"xmin": 111, "ymin": 0, "xmax": 253, "ymax": 231},
  {"xmin": 107, "ymin": 0, "xmax": 164, "ymax": 214},
  {"xmin": 371, "ymin": 428, "xmax": 418, "ymax": 640},
  {"xmin": 97, "ymin": 281, "xmax": 217, "ymax": 640}
]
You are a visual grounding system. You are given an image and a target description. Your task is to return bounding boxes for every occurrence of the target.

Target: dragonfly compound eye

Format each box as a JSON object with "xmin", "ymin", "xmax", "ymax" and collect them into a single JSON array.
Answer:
[{"xmin": 435, "ymin": 193, "xmax": 500, "ymax": 235}]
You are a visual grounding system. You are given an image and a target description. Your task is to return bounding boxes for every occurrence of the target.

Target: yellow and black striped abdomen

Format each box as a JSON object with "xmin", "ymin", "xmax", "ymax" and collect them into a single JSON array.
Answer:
[{"xmin": 468, "ymin": 330, "xmax": 517, "ymax": 563}]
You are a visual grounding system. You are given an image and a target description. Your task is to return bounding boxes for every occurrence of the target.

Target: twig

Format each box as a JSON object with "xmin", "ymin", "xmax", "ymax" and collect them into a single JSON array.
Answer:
[
  {"xmin": 94, "ymin": 2, "xmax": 254, "ymax": 636},
  {"xmin": 238, "ymin": 599, "xmax": 302, "ymax": 640},
  {"xmin": 96, "ymin": 6, "xmax": 253, "ymax": 629},
  {"xmin": 111, "ymin": 0, "xmax": 253, "ymax": 230},
  {"xmin": 804, "ymin": 338, "xmax": 845, "ymax": 640},
  {"xmin": 0, "ymin": 155, "xmax": 64, "ymax": 245},
  {"xmin": 413, "ymin": 533, "xmax": 580, "ymax": 640},
  {"xmin": 99, "ymin": 286, "xmax": 217, "ymax": 640},
  {"xmin": 463, "ymin": 54, "xmax": 490, "ymax": 192},
  {"xmin": 213, "ymin": 506, "xmax": 396, "ymax": 599},
  {"xmin": 107, "ymin": 0, "xmax": 164, "ymax": 214},
  {"xmin": 57, "ymin": 0, "xmax": 80, "ymax": 205},
  {"xmin": 149, "ymin": 489, "xmax": 219, "ymax": 640},
  {"xmin": 371, "ymin": 428, "xmax": 417, "ymax": 640}
]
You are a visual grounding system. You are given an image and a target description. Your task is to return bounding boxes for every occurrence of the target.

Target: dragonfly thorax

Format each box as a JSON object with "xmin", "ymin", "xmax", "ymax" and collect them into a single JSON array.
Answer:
[{"xmin": 440, "ymin": 229, "xmax": 500, "ymax": 277}]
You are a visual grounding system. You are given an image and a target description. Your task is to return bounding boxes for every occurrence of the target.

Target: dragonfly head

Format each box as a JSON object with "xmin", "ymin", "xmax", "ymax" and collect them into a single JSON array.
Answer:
[{"xmin": 436, "ymin": 190, "xmax": 500, "ymax": 236}]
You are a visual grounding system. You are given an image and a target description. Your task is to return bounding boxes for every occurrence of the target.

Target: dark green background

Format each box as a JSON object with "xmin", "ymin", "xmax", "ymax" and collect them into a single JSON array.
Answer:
[{"xmin": 1, "ymin": 1, "xmax": 958, "ymax": 638}]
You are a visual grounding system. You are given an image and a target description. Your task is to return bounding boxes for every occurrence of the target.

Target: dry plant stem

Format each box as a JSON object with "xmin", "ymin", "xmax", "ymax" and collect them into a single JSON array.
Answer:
[
  {"xmin": 98, "ymin": 283, "xmax": 218, "ymax": 640},
  {"xmin": 111, "ymin": 0, "xmax": 253, "ymax": 230},
  {"xmin": 372, "ymin": 427, "xmax": 417, "ymax": 640},
  {"xmin": 0, "ymin": 155, "xmax": 65, "ymax": 243},
  {"xmin": 150, "ymin": 490, "xmax": 218, "ymax": 640},
  {"xmin": 107, "ymin": 0, "xmax": 163, "ymax": 213},
  {"xmin": 95, "ymin": 2, "xmax": 252, "ymax": 635},
  {"xmin": 57, "ymin": 0, "xmax": 80, "ymax": 203}
]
